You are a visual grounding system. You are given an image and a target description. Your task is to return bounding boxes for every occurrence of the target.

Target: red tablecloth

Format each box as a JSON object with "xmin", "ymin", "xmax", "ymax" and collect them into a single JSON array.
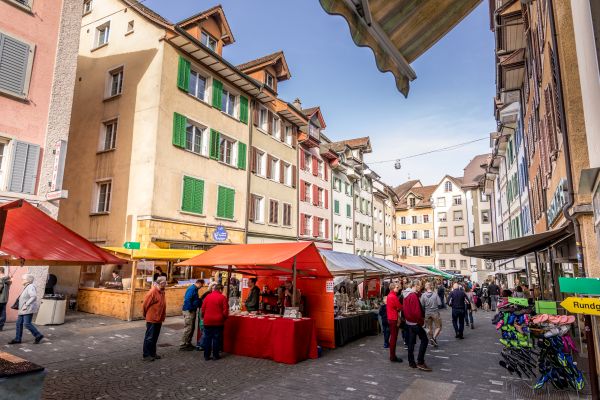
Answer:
[{"xmin": 223, "ymin": 315, "xmax": 318, "ymax": 364}]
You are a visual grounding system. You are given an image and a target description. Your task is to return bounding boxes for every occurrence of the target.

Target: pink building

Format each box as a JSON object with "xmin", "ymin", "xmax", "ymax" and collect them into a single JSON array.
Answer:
[{"xmin": 0, "ymin": 0, "xmax": 81, "ymax": 321}]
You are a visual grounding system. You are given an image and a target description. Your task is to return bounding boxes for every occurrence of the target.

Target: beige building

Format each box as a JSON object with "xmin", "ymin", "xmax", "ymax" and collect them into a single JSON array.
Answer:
[
  {"xmin": 394, "ymin": 181, "xmax": 435, "ymax": 266},
  {"xmin": 373, "ymin": 180, "xmax": 397, "ymax": 260}
]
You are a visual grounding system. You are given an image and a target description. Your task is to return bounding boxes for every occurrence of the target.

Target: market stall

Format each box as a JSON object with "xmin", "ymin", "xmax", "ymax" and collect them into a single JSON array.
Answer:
[{"xmin": 178, "ymin": 242, "xmax": 333, "ymax": 363}]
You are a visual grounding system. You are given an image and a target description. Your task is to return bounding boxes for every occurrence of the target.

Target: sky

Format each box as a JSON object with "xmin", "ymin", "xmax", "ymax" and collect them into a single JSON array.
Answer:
[{"xmin": 145, "ymin": 0, "xmax": 496, "ymax": 187}]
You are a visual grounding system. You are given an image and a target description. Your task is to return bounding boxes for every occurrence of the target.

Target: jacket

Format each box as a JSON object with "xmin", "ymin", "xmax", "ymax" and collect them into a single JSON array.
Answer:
[
  {"xmin": 420, "ymin": 291, "xmax": 441, "ymax": 316},
  {"xmin": 245, "ymin": 286, "xmax": 260, "ymax": 311},
  {"xmin": 0, "ymin": 276, "xmax": 11, "ymax": 304},
  {"xmin": 17, "ymin": 283, "xmax": 39, "ymax": 315},
  {"xmin": 378, "ymin": 304, "xmax": 388, "ymax": 326},
  {"xmin": 182, "ymin": 284, "xmax": 201, "ymax": 312},
  {"xmin": 201, "ymin": 291, "xmax": 229, "ymax": 326},
  {"xmin": 386, "ymin": 291, "xmax": 402, "ymax": 321},
  {"xmin": 143, "ymin": 286, "xmax": 166, "ymax": 323},
  {"xmin": 448, "ymin": 289, "xmax": 468, "ymax": 310},
  {"xmin": 488, "ymin": 283, "xmax": 500, "ymax": 296},
  {"xmin": 402, "ymin": 288, "xmax": 424, "ymax": 326}
]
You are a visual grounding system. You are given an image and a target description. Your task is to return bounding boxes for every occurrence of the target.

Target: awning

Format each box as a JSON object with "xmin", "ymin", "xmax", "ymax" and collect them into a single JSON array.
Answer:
[
  {"xmin": 398, "ymin": 262, "xmax": 436, "ymax": 276},
  {"xmin": 103, "ymin": 247, "xmax": 204, "ymax": 261},
  {"xmin": 319, "ymin": 249, "xmax": 378, "ymax": 275},
  {"xmin": 177, "ymin": 242, "xmax": 332, "ymax": 278},
  {"xmin": 362, "ymin": 256, "xmax": 416, "ymax": 276},
  {"xmin": 492, "ymin": 268, "xmax": 525, "ymax": 276},
  {"xmin": 0, "ymin": 200, "xmax": 126, "ymax": 266},
  {"xmin": 425, "ymin": 266, "xmax": 455, "ymax": 279},
  {"xmin": 460, "ymin": 225, "xmax": 573, "ymax": 261},
  {"xmin": 319, "ymin": 0, "xmax": 481, "ymax": 96}
]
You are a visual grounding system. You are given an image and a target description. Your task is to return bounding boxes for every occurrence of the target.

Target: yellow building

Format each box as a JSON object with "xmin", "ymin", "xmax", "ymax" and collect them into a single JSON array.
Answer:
[{"xmin": 394, "ymin": 181, "xmax": 436, "ymax": 266}]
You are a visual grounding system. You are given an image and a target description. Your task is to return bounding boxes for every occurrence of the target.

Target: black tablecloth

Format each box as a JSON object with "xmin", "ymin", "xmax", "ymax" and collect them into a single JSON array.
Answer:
[{"xmin": 334, "ymin": 312, "xmax": 378, "ymax": 347}]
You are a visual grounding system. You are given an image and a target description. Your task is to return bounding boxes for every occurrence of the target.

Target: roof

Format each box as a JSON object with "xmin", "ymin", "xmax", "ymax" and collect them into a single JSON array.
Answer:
[
  {"xmin": 394, "ymin": 180, "xmax": 420, "ymax": 199},
  {"xmin": 177, "ymin": 242, "xmax": 332, "ymax": 278},
  {"xmin": 403, "ymin": 184, "xmax": 437, "ymax": 208},
  {"xmin": 462, "ymin": 154, "xmax": 489, "ymax": 188},
  {"xmin": 176, "ymin": 4, "xmax": 235, "ymax": 45},
  {"xmin": 0, "ymin": 200, "xmax": 126, "ymax": 266},
  {"xmin": 328, "ymin": 137, "xmax": 372, "ymax": 154},
  {"xmin": 302, "ymin": 107, "xmax": 320, "ymax": 117},
  {"xmin": 121, "ymin": 0, "xmax": 173, "ymax": 27},
  {"xmin": 236, "ymin": 51, "xmax": 291, "ymax": 81},
  {"xmin": 302, "ymin": 106, "xmax": 327, "ymax": 129},
  {"xmin": 318, "ymin": 0, "xmax": 480, "ymax": 96},
  {"xmin": 104, "ymin": 247, "xmax": 204, "ymax": 261}
]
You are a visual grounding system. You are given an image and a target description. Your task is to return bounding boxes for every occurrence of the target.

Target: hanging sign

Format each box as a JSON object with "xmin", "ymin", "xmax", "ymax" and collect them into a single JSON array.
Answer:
[
  {"xmin": 326, "ymin": 280, "xmax": 334, "ymax": 292},
  {"xmin": 123, "ymin": 241, "xmax": 140, "ymax": 250},
  {"xmin": 212, "ymin": 225, "xmax": 228, "ymax": 242},
  {"xmin": 559, "ymin": 277, "xmax": 600, "ymax": 295},
  {"xmin": 560, "ymin": 297, "xmax": 600, "ymax": 316}
]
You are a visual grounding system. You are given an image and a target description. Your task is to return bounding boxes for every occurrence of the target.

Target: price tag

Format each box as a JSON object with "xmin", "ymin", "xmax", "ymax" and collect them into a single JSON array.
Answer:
[{"xmin": 326, "ymin": 280, "xmax": 334, "ymax": 293}]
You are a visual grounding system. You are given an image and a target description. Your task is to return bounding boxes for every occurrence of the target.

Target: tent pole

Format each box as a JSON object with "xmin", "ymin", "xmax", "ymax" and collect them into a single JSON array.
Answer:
[
  {"xmin": 226, "ymin": 265, "xmax": 232, "ymax": 298},
  {"xmin": 363, "ymin": 269, "xmax": 367, "ymax": 300},
  {"xmin": 292, "ymin": 256, "xmax": 297, "ymax": 307}
]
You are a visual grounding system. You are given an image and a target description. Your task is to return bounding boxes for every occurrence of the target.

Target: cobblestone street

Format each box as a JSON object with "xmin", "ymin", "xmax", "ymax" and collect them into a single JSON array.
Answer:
[{"xmin": 0, "ymin": 309, "xmax": 591, "ymax": 400}]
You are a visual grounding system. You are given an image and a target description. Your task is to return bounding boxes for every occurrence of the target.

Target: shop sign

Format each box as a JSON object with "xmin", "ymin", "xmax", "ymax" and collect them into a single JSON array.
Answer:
[
  {"xmin": 559, "ymin": 277, "xmax": 600, "ymax": 295},
  {"xmin": 560, "ymin": 297, "xmax": 600, "ymax": 316},
  {"xmin": 123, "ymin": 241, "xmax": 140, "ymax": 250},
  {"xmin": 546, "ymin": 179, "xmax": 567, "ymax": 226},
  {"xmin": 212, "ymin": 225, "xmax": 228, "ymax": 242},
  {"xmin": 50, "ymin": 140, "xmax": 67, "ymax": 191},
  {"xmin": 508, "ymin": 297, "xmax": 529, "ymax": 306},
  {"xmin": 326, "ymin": 280, "xmax": 334, "ymax": 292},
  {"xmin": 138, "ymin": 261, "xmax": 154, "ymax": 271}
]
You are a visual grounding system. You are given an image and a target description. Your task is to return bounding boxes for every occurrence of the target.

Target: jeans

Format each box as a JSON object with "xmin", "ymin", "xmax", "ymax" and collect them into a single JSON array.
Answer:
[
  {"xmin": 465, "ymin": 308, "xmax": 474, "ymax": 326},
  {"xmin": 382, "ymin": 324, "xmax": 390, "ymax": 347},
  {"xmin": 203, "ymin": 325, "xmax": 223, "ymax": 359},
  {"xmin": 452, "ymin": 309, "xmax": 465, "ymax": 336},
  {"xmin": 0, "ymin": 302, "xmax": 6, "ymax": 329},
  {"xmin": 406, "ymin": 324, "xmax": 428, "ymax": 366},
  {"xmin": 143, "ymin": 322, "xmax": 162, "ymax": 358},
  {"xmin": 180, "ymin": 310, "xmax": 196, "ymax": 347},
  {"xmin": 490, "ymin": 295, "xmax": 499, "ymax": 311},
  {"xmin": 389, "ymin": 322, "xmax": 399, "ymax": 360},
  {"xmin": 15, "ymin": 313, "xmax": 42, "ymax": 342}
]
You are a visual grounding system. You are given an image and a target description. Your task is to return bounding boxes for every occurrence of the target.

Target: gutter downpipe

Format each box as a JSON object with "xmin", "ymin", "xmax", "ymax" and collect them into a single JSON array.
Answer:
[{"xmin": 548, "ymin": 1, "xmax": 599, "ymax": 396}]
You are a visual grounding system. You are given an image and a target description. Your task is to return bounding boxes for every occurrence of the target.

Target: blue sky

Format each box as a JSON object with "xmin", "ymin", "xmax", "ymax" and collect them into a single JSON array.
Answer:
[{"xmin": 146, "ymin": 0, "xmax": 495, "ymax": 187}]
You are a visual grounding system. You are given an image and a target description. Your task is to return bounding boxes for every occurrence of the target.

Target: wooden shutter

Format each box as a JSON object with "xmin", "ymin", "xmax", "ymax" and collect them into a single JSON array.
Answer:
[
  {"xmin": 291, "ymin": 126, "xmax": 297, "ymax": 149},
  {"xmin": 9, "ymin": 141, "xmax": 40, "ymax": 194},
  {"xmin": 253, "ymin": 102, "xmax": 259, "ymax": 126},
  {"xmin": 266, "ymin": 154, "xmax": 273, "ymax": 179},
  {"xmin": 237, "ymin": 142, "xmax": 247, "ymax": 170},
  {"xmin": 267, "ymin": 110, "xmax": 273, "ymax": 134},
  {"xmin": 172, "ymin": 112, "xmax": 186, "ymax": 148},
  {"xmin": 279, "ymin": 160, "xmax": 285, "ymax": 183},
  {"xmin": 325, "ymin": 219, "xmax": 329, "ymax": 239},
  {"xmin": 239, "ymin": 96, "xmax": 249, "ymax": 124},
  {"xmin": 0, "ymin": 33, "xmax": 32, "ymax": 97},
  {"xmin": 250, "ymin": 147, "xmax": 257, "ymax": 173},
  {"xmin": 300, "ymin": 213, "xmax": 305, "ymax": 235},
  {"xmin": 312, "ymin": 156, "xmax": 318, "ymax": 176},
  {"xmin": 324, "ymin": 163, "xmax": 328, "ymax": 181},
  {"xmin": 324, "ymin": 189, "xmax": 329, "ymax": 209},
  {"xmin": 299, "ymin": 180, "xmax": 305, "ymax": 201},
  {"xmin": 313, "ymin": 185, "xmax": 319, "ymax": 206},
  {"xmin": 209, "ymin": 129, "xmax": 220, "ymax": 160},
  {"xmin": 313, "ymin": 217, "xmax": 319, "ymax": 237},
  {"xmin": 248, "ymin": 195, "xmax": 255, "ymax": 222},
  {"xmin": 177, "ymin": 56, "xmax": 190, "ymax": 91},
  {"xmin": 292, "ymin": 165, "xmax": 297, "ymax": 188},
  {"xmin": 300, "ymin": 151, "xmax": 305, "ymax": 170},
  {"xmin": 212, "ymin": 79, "xmax": 223, "ymax": 109}
]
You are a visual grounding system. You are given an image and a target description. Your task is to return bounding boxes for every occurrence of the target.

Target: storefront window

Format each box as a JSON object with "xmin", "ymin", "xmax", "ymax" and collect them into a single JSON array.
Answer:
[{"xmin": 80, "ymin": 264, "xmax": 132, "ymax": 290}]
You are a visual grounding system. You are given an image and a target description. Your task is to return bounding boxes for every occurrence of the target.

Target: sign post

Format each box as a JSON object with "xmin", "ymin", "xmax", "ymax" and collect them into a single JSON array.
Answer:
[
  {"xmin": 559, "ymin": 277, "xmax": 600, "ymax": 295},
  {"xmin": 560, "ymin": 297, "xmax": 600, "ymax": 317}
]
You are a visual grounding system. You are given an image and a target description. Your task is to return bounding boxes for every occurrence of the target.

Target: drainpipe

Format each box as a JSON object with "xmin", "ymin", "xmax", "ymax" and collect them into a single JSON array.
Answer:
[
  {"xmin": 548, "ymin": 1, "xmax": 599, "ymax": 397},
  {"xmin": 244, "ymin": 98, "xmax": 255, "ymax": 244}
]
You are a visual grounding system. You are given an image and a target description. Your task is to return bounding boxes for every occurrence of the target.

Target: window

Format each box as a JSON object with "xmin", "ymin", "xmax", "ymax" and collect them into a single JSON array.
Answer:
[
  {"xmin": 437, "ymin": 197, "xmax": 446, "ymax": 207},
  {"xmin": 334, "ymin": 200, "xmax": 340, "ymax": 215},
  {"xmin": 444, "ymin": 181, "xmax": 453, "ymax": 192},
  {"xmin": 283, "ymin": 203, "xmax": 292, "ymax": 227},
  {"xmin": 480, "ymin": 191, "xmax": 488, "ymax": 202},
  {"xmin": 200, "ymin": 31, "xmax": 217, "ymax": 51},
  {"xmin": 255, "ymin": 150, "xmax": 266, "ymax": 176},
  {"xmin": 400, "ymin": 216, "xmax": 406, "ymax": 224},
  {"xmin": 259, "ymin": 107, "xmax": 268, "ymax": 131},
  {"xmin": 439, "ymin": 227, "xmax": 448, "ymax": 237},
  {"xmin": 413, "ymin": 246, "xmax": 420, "ymax": 256},
  {"xmin": 439, "ymin": 260, "xmax": 446, "ymax": 268},
  {"xmin": 481, "ymin": 210, "xmax": 490, "ymax": 223},
  {"xmin": 269, "ymin": 157, "xmax": 280, "ymax": 181},
  {"xmin": 453, "ymin": 195, "xmax": 462, "ymax": 205},
  {"xmin": 345, "ymin": 182, "xmax": 351, "ymax": 196},
  {"xmin": 107, "ymin": 67, "xmax": 123, "ymax": 97},
  {"xmin": 283, "ymin": 163, "xmax": 292, "ymax": 186},
  {"xmin": 424, "ymin": 230, "xmax": 430, "ymax": 239},
  {"xmin": 126, "ymin": 20, "xmax": 134, "ymax": 34},
  {"xmin": 346, "ymin": 204, "xmax": 351, "ymax": 218},
  {"xmin": 304, "ymin": 182, "xmax": 311, "ymax": 203},
  {"xmin": 303, "ymin": 215, "xmax": 312, "ymax": 236},
  {"xmin": 265, "ymin": 72, "xmax": 275, "ymax": 89},
  {"xmin": 303, "ymin": 151, "xmax": 311, "ymax": 172},
  {"xmin": 5, "ymin": 140, "xmax": 39, "ymax": 194},
  {"xmin": 95, "ymin": 180, "xmax": 112, "ymax": 213},
  {"xmin": 412, "ymin": 230, "xmax": 418, "ymax": 239},
  {"xmin": 0, "ymin": 33, "xmax": 33, "ymax": 99},
  {"xmin": 409, "ymin": 197, "xmax": 416, "ymax": 207},
  {"xmin": 318, "ymin": 188, "xmax": 324, "ymax": 207},
  {"xmin": 423, "ymin": 214, "xmax": 429, "ymax": 223},
  {"xmin": 95, "ymin": 22, "xmax": 110, "ymax": 48},
  {"xmin": 318, "ymin": 218, "xmax": 325, "ymax": 238},
  {"xmin": 83, "ymin": 0, "xmax": 93, "ymax": 14},
  {"xmin": 412, "ymin": 215, "xmax": 417, "ymax": 224},
  {"xmin": 450, "ymin": 260, "xmax": 457, "ymax": 269},
  {"xmin": 334, "ymin": 224, "xmax": 342, "ymax": 241},
  {"xmin": 482, "ymin": 232, "xmax": 491, "ymax": 244},
  {"xmin": 460, "ymin": 260, "xmax": 467, "ymax": 269},
  {"xmin": 250, "ymin": 194, "xmax": 264, "ymax": 223},
  {"xmin": 379, "ymin": 210, "xmax": 383, "ymax": 222},
  {"xmin": 221, "ymin": 89, "xmax": 236, "ymax": 117},
  {"xmin": 181, "ymin": 176, "xmax": 204, "ymax": 214},
  {"xmin": 346, "ymin": 227, "xmax": 352, "ymax": 242},
  {"xmin": 453, "ymin": 243, "xmax": 461, "ymax": 254},
  {"xmin": 216, "ymin": 186, "xmax": 235, "ymax": 219},
  {"xmin": 438, "ymin": 212, "xmax": 447, "ymax": 222},
  {"xmin": 401, "ymin": 231, "xmax": 406, "ymax": 240},
  {"xmin": 100, "ymin": 119, "xmax": 118, "ymax": 151},
  {"xmin": 188, "ymin": 70, "xmax": 207, "ymax": 101},
  {"xmin": 218, "ymin": 135, "xmax": 235, "ymax": 165},
  {"xmin": 365, "ymin": 226, "xmax": 371, "ymax": 241},
  {"xmin": 455, "ymin": 226, "xmax": 465, "ymax": 236},
  {"xmin": 283, "ymin": 125, "xmax": 292, "ymax": 146},
  {"xmin": 424, "ymin": 246, "xmax": 432, "ymax": 256},
  {"xmin": 271, "ymin": 115, "xmax": 280, "ymax": 140},
  {"xmin": 355, "ymin": 222, "xmax": 360, "ymax": 239},
  {"xmin": 453, "ymin": 210, "xmax": 463, "ymax": 221},
  {"xmin": 318, "ymin": 160, "xmax": 324, "ymax": 178},
  {"xmin": 269, "ymin": 199, "xmax": 279, "ymax": 224},
  {"xmin": 184, "ymin": 121, "xmax": 207, "ymax": 155}
]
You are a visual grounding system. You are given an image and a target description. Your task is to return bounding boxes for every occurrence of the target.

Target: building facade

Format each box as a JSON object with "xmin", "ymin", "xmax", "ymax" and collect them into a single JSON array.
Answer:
[{"xmin": 373, "ymin": 180, "xmax": 396, "ymax": 259}]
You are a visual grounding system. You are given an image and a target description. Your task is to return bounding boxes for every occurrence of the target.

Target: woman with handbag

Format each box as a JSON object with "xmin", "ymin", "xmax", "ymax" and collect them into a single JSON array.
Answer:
[{"xmin": 9, "ymin": 274, "xmax": 44, "ymax": 344}]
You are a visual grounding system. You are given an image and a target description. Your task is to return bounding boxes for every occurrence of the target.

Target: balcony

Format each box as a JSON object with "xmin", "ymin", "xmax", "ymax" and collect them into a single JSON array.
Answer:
[{"xmin": 298, "ymin": 131, "xmax": 320, "ymax": 148}]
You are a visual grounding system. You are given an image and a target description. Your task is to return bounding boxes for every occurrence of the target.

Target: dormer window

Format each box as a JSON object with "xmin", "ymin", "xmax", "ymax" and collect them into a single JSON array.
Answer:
[
  {"xmin": 309, "ymin": 123, "xmax": 319, "ymax": 139},
  {"xmin": 200, "ymin": 31, "xmax": 217, "ymax": 51},
  {"xmin": 265, "ymin": 72, "xmax": 275, "ymax": 89},
  {"xmin": 409, "ymin": 197, "xmax": 416, "ymax": 207}
]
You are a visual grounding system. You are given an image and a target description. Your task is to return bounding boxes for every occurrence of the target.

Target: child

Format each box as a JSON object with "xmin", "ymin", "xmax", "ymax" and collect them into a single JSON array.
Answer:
[{"xmin": 378, "ymin": 296, "xmax": 390, "ymax": 348}]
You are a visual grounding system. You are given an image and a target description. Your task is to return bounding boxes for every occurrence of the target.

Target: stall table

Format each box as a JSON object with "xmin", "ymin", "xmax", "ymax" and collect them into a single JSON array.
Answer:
[
  {"xmin": 334, "ymin": 311, "xmax": 378, "ymax": 347},
  {"xmin": 224, "ymin": 315, "xmax": 318, "ymax": 364}
]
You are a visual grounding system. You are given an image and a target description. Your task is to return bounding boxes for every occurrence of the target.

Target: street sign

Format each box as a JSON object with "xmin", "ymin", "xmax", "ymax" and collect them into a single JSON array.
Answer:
[
  {"xmin": 123, "ymin": 241, "xmax": 141, "ymax": 250},
  {"xmin": 212, "ymin": 225, "xmax": 228, "ymax": 242},
  {"xmin": 560, "ymin": 297, "xmax": 600, "ymax": 316},
  {"xmin": 559, "ymin": 277, "xmax": 600, "ymax": 295}
]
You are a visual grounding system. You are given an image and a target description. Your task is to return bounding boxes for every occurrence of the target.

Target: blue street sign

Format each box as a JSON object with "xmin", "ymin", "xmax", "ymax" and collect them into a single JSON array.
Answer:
[{"xmin": 212, "ymin": 225, "xmax": 228, "ymax": 242}]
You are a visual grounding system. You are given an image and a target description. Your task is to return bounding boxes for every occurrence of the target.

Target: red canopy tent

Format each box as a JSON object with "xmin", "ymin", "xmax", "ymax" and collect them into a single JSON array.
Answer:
[{"xmin": 0, "ymin": 200, "xmax": 125, "ymax": 265}]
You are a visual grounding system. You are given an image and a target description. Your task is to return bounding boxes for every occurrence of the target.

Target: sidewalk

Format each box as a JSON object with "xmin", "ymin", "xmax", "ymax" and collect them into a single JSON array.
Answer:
[{"xmin": 0, "ymin": 309, "xmax": 591, "ymax": 399}]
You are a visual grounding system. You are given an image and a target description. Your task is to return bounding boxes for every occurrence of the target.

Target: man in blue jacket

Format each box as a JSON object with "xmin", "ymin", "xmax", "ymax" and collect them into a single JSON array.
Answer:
[{"xmin": 180, "ymin": 280, "xmax": 205, "ymax": 351}]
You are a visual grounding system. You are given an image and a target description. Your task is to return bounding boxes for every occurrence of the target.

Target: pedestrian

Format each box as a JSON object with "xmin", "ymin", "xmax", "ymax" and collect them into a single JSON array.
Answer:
[
  {"xmin": 0, "ymin": 267, "xmax": 11, "ymax": 331},
  {"xmin": 403, "ymin": 280, "xmax": 431, "ymax": 371},
  {"xmin": 481, "ymin": 280, "xmax": 490, "ymax": 311},
  {"xmin": 245, "ymin": 278, "xmax": 260, "ymax": 312},
  {"xmin": 437, "ymin": 282, "xmax": 446, "ymax": 309},
  {"xmin": 180, "ymin": 279, "xmax": 204, "ymax": 351},
  {"xmin": 448, "ymin": 283, "xmax": 468, "ymax": 339},
  {"xmin": 197, "ymin": 282, "xmax": 216, "ymax": 350},
  {"xmin": 465, "ymin": 286, "xmax": 475, "ymax": 329},
  {"xmin": 201, "ymin": 284, "xmax": 228, "ymax": 361},
  {"xmin": 142, "ymin": 276, "xmax": 167, "ymax": 361},
  {"xmin": 386, "ymin": 282, "xmax": 403, "ymax": 363},
  {"xmin": 378, "ymin": 296, "xmax": 390, "ymax": 348},
  {"xmin": 488, "ymin": 280, "xmax": 500, "ymax": 311},
  {"xmin": 8, "ymin": 274, "xmax": 44, "ymax": 344},
  {"xmin": 420, "ymin": 282, "xmax": 442, "ymax": 347}
]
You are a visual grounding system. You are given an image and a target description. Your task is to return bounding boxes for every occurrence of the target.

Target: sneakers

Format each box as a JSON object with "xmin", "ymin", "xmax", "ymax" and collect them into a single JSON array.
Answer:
[
  {"xmin": 430, "ymin": 338, "xmax": 438, "ymax": 347},
  {"xmin": 409, "ymin": 363, "xmax": 417, "ymax": 369},
  {"xmin": 390, "ymin": 357, "xmax": 403, "ymax": 363},
  {"xmin": 8, "ymin": 339, "xmax": 21, "ymax": 345},
  {"xmin": 179, "ymin": 344, "xmax": 195, "ymax": 351},
  {"xmin": 471, "ymin": 324, "xmax": 475, "ymax": 330},
  {"xmin": 34, "ymin": 335, "xmax": 44, "ymax": 344},
  {"xmin": 383, "ymin": 343, "xmax": 389, "ymax": 349},
  {"xmin": 152, "ymin": 354, "xmax": 162, "ymax": 360},
  {"xmin": 417, "ymin": 363, "xmax": 432, "ymax": 372},
  {"xmin": 142, "ymin": 356, "xmax": 154, "ymax": 362}
]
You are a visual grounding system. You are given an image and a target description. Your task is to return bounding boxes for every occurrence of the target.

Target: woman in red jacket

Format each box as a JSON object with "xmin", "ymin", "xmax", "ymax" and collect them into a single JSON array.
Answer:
[
  {"xmin": 386, "ymin": 282, "xmax": 403, "ymax": 363},
  {"xmin": 200, "ymin": 284, "xmax": 229, "ymax": 361}
]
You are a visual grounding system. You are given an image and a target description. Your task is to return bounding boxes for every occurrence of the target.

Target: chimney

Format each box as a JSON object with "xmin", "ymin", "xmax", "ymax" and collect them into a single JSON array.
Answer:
[{"xmin": 292, "ymin": 98, "xmax": 302, "ymax": 111}]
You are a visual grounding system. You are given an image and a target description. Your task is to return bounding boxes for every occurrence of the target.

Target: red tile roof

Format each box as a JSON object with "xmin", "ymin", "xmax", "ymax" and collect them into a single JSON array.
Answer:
[{"xmin": 237, "ymin": 51, "xmax": 284, "ymax": 71}]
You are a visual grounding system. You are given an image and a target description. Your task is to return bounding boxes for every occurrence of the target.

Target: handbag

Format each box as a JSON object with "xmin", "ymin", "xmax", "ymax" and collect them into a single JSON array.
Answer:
[{"xmin": 10, "ymin": 298, "xmax": 19, "ymax": 310}]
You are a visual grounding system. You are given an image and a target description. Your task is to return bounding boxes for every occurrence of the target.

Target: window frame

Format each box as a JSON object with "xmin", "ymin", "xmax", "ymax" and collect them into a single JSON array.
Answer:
[
  {"xmin": 439, "ymin": 227, "xmax": 448, "ymax": 237},
  {"xmin": 453, "ymin": 210, "xmax": 463, "ymax": 221},
  {"xmin": 437, "ymin": 197, "xmax": 446, "ymax": 207},
  {"xmin": 218, "ymin": 133, "xmax": 236, "ymax": 166},
  {"xmin": 251, "ymin": 194, "xmax": 264, "ymax": 223},
  {"xmin": 126, "ymin": 19, "xmax": 134, "ymax": 34},
  {"xmin": 188, "ymin": 69, "xmax": 208, "ymax": 102},
  {"xmin": 105, "ymin": 66, "xmax": 123, "ymax": 98},
  {"xmin": 200, "ymin": 30, "xmax": 217, "ymax": 51},
  {"xmin": 99, "ymin": 118, "xmax": 118, "ymax": 152},
  {"xmin": 453, "ymin": 195, "xmax": 462, "ymax": 205},
  {"xmin": 265, "ymin": 71, "xmax": 275, "ymax": 89},
  {"xmin": 283, "ymin": 125, "xmax": 292, "ymax": 146},
  {"xmin": 282, "ymin": 203, "xmax": 292, "ymax": 227},
  {"xmin": 0, "ymin": 31, "xmax": 35, "ymax": 100},
  {"xmin": 184, "ymin": 119, "xmax": 208, "ymax": 156},
  {"xmin": 255, "ymin": 148, "xmax": 266, "ymax": 177},
  {"xmin": 221, "ymin": 87, "xmax": 237, "ymax": 118},
  {"xmin": 454, "ymin": 225, "xmax": 465, "ymax": 236},
  {"xmin": 82, "ymin": 0, "xmax": 93, "ymax": 15},
  {"xmin": 268, "ymin": 198, "xmax": 279, "ymax": 225},
  {"xmin": 94, "ymin": 21, "xmax": 110, "ymax": 49},
  {"xmin": 94, "ymin": 179, "xmax": 112, "ymax": 214}
]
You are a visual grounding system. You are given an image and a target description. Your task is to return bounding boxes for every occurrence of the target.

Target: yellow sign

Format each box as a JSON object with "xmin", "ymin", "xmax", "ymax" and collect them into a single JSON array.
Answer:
[{"xmin": 560, "ymin": 297, "xmax": 600, "ymax": 316}]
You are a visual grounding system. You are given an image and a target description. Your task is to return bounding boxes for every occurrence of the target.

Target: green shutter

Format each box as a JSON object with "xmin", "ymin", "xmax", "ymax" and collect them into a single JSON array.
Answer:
[
  {"xmin": 212, "ymin": 79, "xmax": 223, "ymax": 109},
  {"xmin": 239, "ymin": 96, "xmax": 248, "ymax": 124},
  {"xmin": 346, "ymin": 204, "xmax": 351, "ymax": 217},
  {"xmin": 172, "ymin": 112, "xmax": 186, "ymax": 148},
  {"xmin": 217, "ymin": 186, "xmax": 234, "ymax": 219},
  {"xmin": 237, "ymin": 142, "xmax": 247, "ymax": 170},
  {"xmin": 334, "ymin": 200, "xmax": 340, "ymax": 214},
  {"xmin": 182, "ymin": 176, "xmax": 204, "ymax": 214},
  {"xmin": 226, "ymin": 188, "xmax": 235, "ymax": 219},
  {"xmin": 217, "ymin": 186, "xmax": 226, "ymax": 217},
  {"xmin": 192, "ymin": 178, "xmax": 204, "ymax": 214},
  {"xmin": 209, "ymin": 129, "xmax": 220, "ymax": 160},
  {"xmin": 177, "ymin": 56, "xmax": 190, "ymax": 91}
]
